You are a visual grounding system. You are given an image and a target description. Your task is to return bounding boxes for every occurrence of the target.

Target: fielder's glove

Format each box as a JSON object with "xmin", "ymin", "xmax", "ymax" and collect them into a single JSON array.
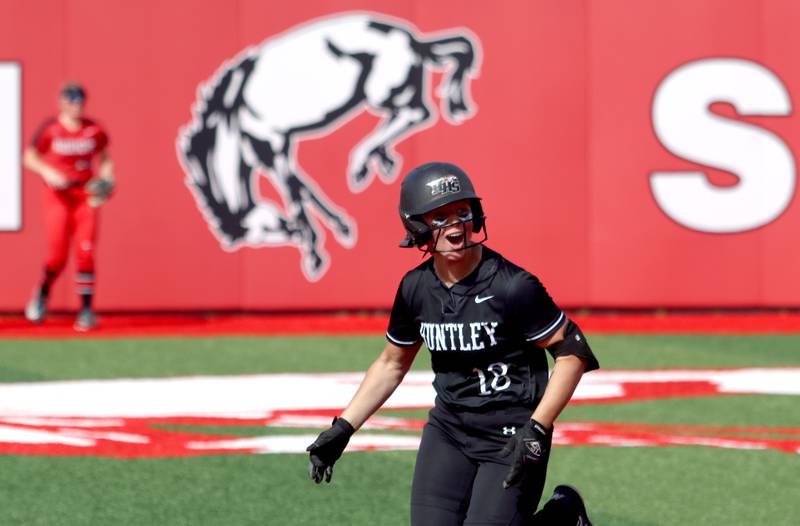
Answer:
[
  {"xmin": 86, "ymin": 178, "xmax": 115, "ymax": 200},
  {"xmin": 501, "ymin": 419, "xmax": 551, "ymax": 489},
  {"xmin": 306, "ymin": 416, "xmax": 355, "ymax": 484}
]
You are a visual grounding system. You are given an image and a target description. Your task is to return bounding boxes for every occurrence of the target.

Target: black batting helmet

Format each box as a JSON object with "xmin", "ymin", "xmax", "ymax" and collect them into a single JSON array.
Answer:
[{"xmin": 398, "ymin": 162, "xmax": 485, "ymax": 248}]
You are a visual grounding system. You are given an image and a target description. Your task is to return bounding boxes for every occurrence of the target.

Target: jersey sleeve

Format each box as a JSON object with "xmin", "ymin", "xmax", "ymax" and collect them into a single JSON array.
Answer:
[
  {"xmin": 95, "ymin": 129, "xmax": 109, "ymax": 152},
  {"xmin": 507, "ymin": 272, "xmax": 565, "ymax": 343},
  {"xmin": 386, "ymin": 278, "xmax": 421, "ymax": 347},
  {"xmin": 30, "ymin": 119, "xmax": 53, "ymax": 153}
]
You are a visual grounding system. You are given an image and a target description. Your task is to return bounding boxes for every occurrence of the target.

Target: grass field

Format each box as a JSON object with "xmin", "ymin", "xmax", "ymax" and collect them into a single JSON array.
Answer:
[{"xmin": 1, "ymin": 333, "xmax": 799, "ymax": 525}]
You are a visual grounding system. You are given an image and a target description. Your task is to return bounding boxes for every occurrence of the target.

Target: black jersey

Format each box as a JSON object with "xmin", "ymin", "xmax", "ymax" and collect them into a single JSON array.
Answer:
[{"xmin": 387, "ymin": 247, "xmax": 565, "ymax": 410}]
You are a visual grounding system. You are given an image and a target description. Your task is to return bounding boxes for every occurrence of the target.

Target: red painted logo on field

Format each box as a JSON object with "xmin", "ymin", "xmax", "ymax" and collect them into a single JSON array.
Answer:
[{"xmin": 1, "ymin": 368, "xmax": 798, "ymax": 457}]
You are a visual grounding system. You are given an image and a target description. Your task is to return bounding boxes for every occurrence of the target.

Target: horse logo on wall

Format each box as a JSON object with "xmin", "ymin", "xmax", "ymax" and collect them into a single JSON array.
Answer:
[{"xmin": 177, "ymin": 12, "xmax": 481, "ymax": 281}]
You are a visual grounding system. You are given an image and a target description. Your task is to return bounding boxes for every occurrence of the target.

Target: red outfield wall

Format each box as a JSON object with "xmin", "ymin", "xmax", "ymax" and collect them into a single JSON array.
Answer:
[{"xmin": 1, "ymin": 0, "xmax": 799, "ymax": 312}]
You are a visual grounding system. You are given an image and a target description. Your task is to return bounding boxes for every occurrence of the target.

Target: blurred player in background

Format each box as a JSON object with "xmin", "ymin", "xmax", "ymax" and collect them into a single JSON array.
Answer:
[
  {"xmin": 307, "ymin": 162, "xmax": 598, "ymax": 525},
  {"xmin": 23, "ymin": 82, "xmax": 115, "ymax": 331}
]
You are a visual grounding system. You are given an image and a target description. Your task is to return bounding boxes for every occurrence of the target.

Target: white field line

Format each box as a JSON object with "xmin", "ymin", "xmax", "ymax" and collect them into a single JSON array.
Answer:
[{"xmin": 0, "ymin": 368, "xmax": 797, "ymax": 419}]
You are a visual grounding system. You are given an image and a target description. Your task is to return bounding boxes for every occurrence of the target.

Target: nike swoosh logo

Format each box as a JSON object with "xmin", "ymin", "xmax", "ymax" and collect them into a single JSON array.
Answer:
[{"xmin": 475, "ymin": 295, "xmax": 494, "ymax": 304}]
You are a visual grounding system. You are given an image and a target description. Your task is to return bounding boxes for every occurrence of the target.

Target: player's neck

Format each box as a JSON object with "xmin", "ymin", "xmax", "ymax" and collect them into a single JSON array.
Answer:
[
  {"xmin": 433, "ymin": 245, "xmax": 482, "ymax": 288},
  {"xmin": 58, "ymin": 114, "xmax": 82, "ymax": 132}
]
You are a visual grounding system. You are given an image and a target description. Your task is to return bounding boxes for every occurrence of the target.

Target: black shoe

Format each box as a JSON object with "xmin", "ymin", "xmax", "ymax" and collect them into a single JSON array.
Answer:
[
  {"xmin": 550, "ymin": 485, "xmax": 593, "ymax": 526},
  {"xmin": 25, "ymin": 290, "xmax": 47, "ymax": 323}
]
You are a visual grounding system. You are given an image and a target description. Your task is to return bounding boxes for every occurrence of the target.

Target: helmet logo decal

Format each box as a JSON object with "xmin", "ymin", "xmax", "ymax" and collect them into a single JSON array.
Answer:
[
  {"xmin": 426, "ymin": 175, "xmax": 461, "ymax": 197},
  {"xmin": 176, "ymin": 13, "xmax": 481, "ymax": 281}
]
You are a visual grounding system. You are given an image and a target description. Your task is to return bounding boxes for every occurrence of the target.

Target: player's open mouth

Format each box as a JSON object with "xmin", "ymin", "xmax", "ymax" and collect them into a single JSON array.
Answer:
[{"xmin": 445, "ymin": 232, "xmax": 464, "ymax": 245}]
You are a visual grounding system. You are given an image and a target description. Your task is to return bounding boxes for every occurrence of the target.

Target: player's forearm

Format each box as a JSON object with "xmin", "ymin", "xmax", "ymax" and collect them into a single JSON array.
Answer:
[
  {"xmin": 98, "ymin": 156, "xmax": 114, "ymax": 181},
  {"xmin": 340, "ymin": 353, "xmax": 411, "ymax": 430},
  {"xmin": 23, "ymin": 148, "xmax": 54, "ymax": 179},
  {"xmin": 531, "ymin": 354, "xmax": 586, "ymax": 429}
]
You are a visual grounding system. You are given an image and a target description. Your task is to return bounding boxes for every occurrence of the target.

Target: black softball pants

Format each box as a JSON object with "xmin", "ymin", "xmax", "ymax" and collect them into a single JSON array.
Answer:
[{"xmin": 410, "ymin": 403, "xmax": 550, "ymax": 526}]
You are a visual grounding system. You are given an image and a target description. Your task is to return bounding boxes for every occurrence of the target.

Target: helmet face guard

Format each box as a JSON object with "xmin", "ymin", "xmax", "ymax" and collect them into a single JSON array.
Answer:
[
  {"xmin": 424, "ymin": 212, "xmax": 488, "ymax": 253},
  {"xmin": 398, "ymin": 162, "xmax": 488, "ymax": 251}
]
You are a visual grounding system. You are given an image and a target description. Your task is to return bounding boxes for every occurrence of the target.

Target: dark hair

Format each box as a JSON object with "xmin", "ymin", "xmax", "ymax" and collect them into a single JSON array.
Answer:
[{"xmin": 60, "ymin": 82, "xmax": 86, "ymax": 102}]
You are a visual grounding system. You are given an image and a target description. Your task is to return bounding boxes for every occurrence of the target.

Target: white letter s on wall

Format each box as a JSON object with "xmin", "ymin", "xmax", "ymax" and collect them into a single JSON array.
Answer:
[{"xmin": 650, "ymin": 58, "xmax": 795, "ymax": 233}]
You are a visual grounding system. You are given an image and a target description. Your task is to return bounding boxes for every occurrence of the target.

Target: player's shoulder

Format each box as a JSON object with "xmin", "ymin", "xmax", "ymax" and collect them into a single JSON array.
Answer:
[
  {"xmin": 80, "ymin": 117, "xmax": 105, "ymax": 133},
  {"xmin": 395, "ymin": 257, "xmax": 435, "ymax": 302},
  {"xmin": 485, "ymin": 248, "xmax": 548, "ymax": 295},
  {"xmin": 399, "ymin": 257, "xmax": 434, "ymax": 286},
  {"xmin": 30, "ymin": 117, "xmax": 59, "ymax": 144},
  {"xmin": 484, "ymin": 247, "xmax": 534, "ymax": 281},
  {"xmin": 33, "ymin": 116, "xmax": 59, "ymax": 133}
]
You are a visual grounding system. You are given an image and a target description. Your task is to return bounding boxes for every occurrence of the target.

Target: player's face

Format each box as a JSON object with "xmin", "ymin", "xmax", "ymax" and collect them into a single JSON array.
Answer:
[
  {"xmin": 423, "ymin": 200, "xmax": 475, "ymax": 257},
  {"xmin": 59, "ymin": 96, "xmax": 85, "ymax": 120}
]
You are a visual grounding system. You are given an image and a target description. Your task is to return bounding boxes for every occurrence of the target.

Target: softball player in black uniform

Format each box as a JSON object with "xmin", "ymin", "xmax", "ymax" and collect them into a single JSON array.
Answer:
[{"xmin": 307, "ymin": 162, "xmax": 599, "ymax": 525}]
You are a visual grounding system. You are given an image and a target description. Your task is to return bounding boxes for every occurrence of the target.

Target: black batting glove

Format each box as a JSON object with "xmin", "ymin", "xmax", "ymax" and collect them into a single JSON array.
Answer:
[
  {"xmin": 501, "ymin": 419, "xmax": 551, "ymax": 489},
  {"xmin": 306, "ymin": 416, "xmax": 355, "ymax": 484}
]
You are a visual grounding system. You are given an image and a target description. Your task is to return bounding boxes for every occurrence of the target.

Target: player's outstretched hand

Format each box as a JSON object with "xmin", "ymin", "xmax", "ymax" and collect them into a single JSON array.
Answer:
[
  {"xmin": 306, "ymin": 416, "xmax": 355, "ymax": 484},
  {"xmin": 501, "ymin": 419, "xmax": 551, "ymax": 489}
]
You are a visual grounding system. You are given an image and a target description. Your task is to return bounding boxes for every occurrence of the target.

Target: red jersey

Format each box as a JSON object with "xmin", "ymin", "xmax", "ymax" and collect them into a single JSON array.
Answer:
[{"xmin": 31, "ymin": 117, "xmax": 109, "ymax": 185}]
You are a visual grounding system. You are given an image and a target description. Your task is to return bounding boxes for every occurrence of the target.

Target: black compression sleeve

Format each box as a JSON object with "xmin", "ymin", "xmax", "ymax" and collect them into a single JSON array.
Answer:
[{"xmin": 546, "ymin": 320, "xmax": 599, "ymax": 372}]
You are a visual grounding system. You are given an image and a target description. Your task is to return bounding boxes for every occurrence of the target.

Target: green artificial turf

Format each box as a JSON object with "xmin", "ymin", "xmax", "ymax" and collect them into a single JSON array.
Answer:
[{"xmin": 0, "ymin": 333, "xmax": 798, "ymax": 525}]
